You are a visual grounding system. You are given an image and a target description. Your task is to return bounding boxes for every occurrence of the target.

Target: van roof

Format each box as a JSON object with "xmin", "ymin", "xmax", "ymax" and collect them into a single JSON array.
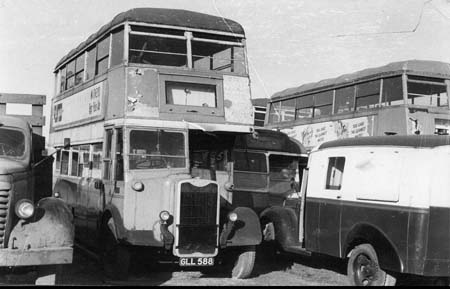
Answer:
[
  {"xmin": 55, "ymin": 8, "xmax": 244, "ymax": 71},
  {"xmin": 319, "ymin": 135, "xmax": 450, "ymax": 150}
]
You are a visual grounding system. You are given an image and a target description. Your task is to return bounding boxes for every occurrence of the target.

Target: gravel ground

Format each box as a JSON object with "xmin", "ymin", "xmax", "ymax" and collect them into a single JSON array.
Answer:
[{"xmin": 0, "ymin": 246, "xmax": 443, "ymax": 286}]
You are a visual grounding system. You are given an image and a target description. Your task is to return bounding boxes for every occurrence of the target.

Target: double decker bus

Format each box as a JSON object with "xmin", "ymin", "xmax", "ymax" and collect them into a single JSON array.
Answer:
[
  {"xmin": 266, "ymin": 60, "xmax": 450, "ymax": 150},
  {"xmin": 48, "ymin": 8, "xmax": 307, "ymax": 280}
]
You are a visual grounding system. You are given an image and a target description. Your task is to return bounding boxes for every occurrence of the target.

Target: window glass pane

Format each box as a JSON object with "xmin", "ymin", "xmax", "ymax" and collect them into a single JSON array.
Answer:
[
  {"xmin": 66, "ymin": 60, "xmax": 75, "ymax": 89},
  {"xmin": 314, "ymin": 104, "xmax": 332, "ymax": 117},
  {"xmin": 268, "ymin": 102, "xmax": 281, "ymax": 123},
  {"xmin": 334, "ymin": 86, "xmax": 354, "ymax": 114},
  {"xmin": 326, "ymin": 157, "xmax": 345, "ymax": 190},
  {"xmin": 192, "ymin": 40, "xmax": 245, "ymax": 74},
  {"xmin": 296, "ymin": 95, "xmax": 313, "ymax": 109},
  {"xmin": 66, "ymin": 60, "xmax": 75, "ymax": 78},
  {"xmin": 92, "ymin": 143, "xmax": 102, "ymax": 179},
  {"xmin": 111, "ymin": 29, "xmax": 124, "ymax": 67},
  {"xmin": 71, "ymin": 151, "xmax": 78, "ymax": 176},
  {"xmin": 280, "ymin": 98, "xmax": 295, "ymax": 122},
  {"xmin": 96, "ymin": 58, "xmax": 109, "ymax": 76},
  {"xmin": 296, "ymin": 108, "xmax": 313, "ymax": 119},
  {"xmin": 59, "ymin": 66, "xmax": 66, "ymax": 92},
  {"xmin": 233, "ymin": 151, "xmax": 267, "ymax": 172},
  {"xmin": 61, "ymin": 150, "xmax": 69, "ymax": 175},
  {"xmin": 86, "ymin": 46, "xmax": 96, "ymax": 80},
  {"xmin": 129, "ymin": 130, "xmax": 186, "ymax": 169},
  {"xmin": 314, "ymin": 91, "xmax": 333, "ymax": 106},
  {"xmin": 115, "ymin": 128, "xmax": 124, "ymax": 181},
  {"xmin": 75, "ymin": 71, "xmax": 84, "ymax": 86},
  {"xmin": 129, "ymin": 34, "xmax": 187, "ymax": 67},
  {"xmin": 408, "ymin": 80, "xmax": 448, "ymax": 107},
  {"xmin": 356, "ymin": 80, "xmax": 380, "ymax": 97},
  {"xmin": 75, "ymin": 54, "xmax": 85, "ymax": 73},
  {"xmin": 0, "ymin": 128, "xmax": 25, "ymax": 157},
  {"xmin": 105, "ymin": 129, "xmax": 113, "ymax": 159},
  {"xmin": 166, "ymin": 82, "xmax": 216, "ymax": 107},
  {"xmin": 382, "ymin": 76, "xmax": 403, "ymax": 105},
  {"xmin": 97, "ymin": 36, "xmax": 110, "ymax": 60},
  {"xmin": 355, "ymin": 94, "xmax": 379, "ymax": 111},
  {"xmin": 55, "ymin": 150, "xmax": 61, "ymax": 172}
]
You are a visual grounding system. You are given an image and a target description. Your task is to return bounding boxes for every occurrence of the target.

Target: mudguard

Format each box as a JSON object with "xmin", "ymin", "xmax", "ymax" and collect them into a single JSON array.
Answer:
[
  {"xmin": 102, "ymin": 204, "xmax": 126, "ymax": 241},
  {"xmin": 220, "ymin": 207, "xmax": 262, "ymax": 247},
  {"xmin": 260, "ymin": 206, "xmax": 299, "ymax": 249},
  {"xmin": 9, "ymin": 197, "xmax": 74, "ymax": 250}
]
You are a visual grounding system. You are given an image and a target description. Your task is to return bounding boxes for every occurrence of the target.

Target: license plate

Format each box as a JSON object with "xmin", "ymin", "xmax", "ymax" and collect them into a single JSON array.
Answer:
[{"xmin": 179, "ymin": 257, "xmax": 214, "ymax": 266}]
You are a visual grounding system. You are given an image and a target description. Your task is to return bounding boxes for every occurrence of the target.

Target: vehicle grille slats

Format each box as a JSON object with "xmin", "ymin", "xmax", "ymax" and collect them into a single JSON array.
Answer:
[
  {"xmin": 178, "ymin": 182, "xmax": 218, "ymax": 255},
  {"xmin": 0, "ymin": 189, "xmax": 10, "ymax": 248}
]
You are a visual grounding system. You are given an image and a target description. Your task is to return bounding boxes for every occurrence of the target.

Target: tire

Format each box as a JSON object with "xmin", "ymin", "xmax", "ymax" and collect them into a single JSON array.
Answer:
[
  {"xmin": 230, "ymin": 245, "xmax": 256, "ymax": 279},
  {"xmin": 101, "ymin": 220, "xmax": 130, "ymax": 281},
  {"xmin": 35, "ymin": 265, "xmax": 64, "ymax": 285},
  {"xmin": 347, "ymin": 243, "xmax": 396, "ymax": 286}
]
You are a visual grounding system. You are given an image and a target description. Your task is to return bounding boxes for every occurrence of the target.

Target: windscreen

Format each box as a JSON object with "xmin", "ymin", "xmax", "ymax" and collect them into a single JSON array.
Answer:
[{"xmin": 0, "ymin": 127, "xmax": 25, "ymax": 157}]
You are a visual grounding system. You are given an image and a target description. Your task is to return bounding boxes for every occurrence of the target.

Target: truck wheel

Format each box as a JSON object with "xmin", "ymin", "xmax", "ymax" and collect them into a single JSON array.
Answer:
[
  {"xmin": 347, "ymin": 244, "xmax": 396, "ymax": 286},
  {"xmin": 101, "ymin": 221, "xmax": 130, "ymax": 281},
  {"xmin": 35, "ymin": 265, "xmax": 64, "ymax": 285},
  {"xmin": 230, "ymin": 245, "xmax": 256, "ymax": 279}
]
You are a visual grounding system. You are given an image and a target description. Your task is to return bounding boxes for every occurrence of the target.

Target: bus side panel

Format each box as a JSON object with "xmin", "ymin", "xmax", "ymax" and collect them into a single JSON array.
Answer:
[
  {"xmin": 125, "ymin": 67, "xmax": 159, "ymax": 118},
  {"xmin": 424, "ymin": 208, "xmax": 450, "ymax": 276},
  {"xmin": 375, "ymin": 106, "xmax": 408, "ymax": 136},
  {"xmin": 106, "ymin": 66, "xmax": 126, "ymax": 121}
]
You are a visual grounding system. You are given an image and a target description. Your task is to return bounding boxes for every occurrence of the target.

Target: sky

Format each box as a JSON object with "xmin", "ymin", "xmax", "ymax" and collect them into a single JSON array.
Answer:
[{"xmin": 1, "ymin": 0, "xmax": 450, "ymax": 136}]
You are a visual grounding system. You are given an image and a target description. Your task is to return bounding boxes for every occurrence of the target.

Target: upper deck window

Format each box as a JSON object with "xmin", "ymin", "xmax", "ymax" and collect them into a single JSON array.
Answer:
[
  {"xmin": 96, "ymin": 36, "xmax": 110, "ymax": 76},
  {"xmin": 407, "ymin": 75, "xmax": 448, "ymax": 107},
  {"xmin": 381, "ymin": 76, "xmax": 403, "ymax": 106},
  {"xmin": 355, "ymin": 80, "xmax": 381, "ymax": 111},
  {"xmin": 334, "ymin": 86, "xmax": 355, "ymax": 114},
  {"xmin": 128, "ymin": 25, "xmax": 246, "ymax": 74}
]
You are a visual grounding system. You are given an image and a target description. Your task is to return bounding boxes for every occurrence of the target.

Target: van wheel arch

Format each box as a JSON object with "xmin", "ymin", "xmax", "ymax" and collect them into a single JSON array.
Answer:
[{"xmin": 344, "ymin": 223, "xmax": 403, "ymax": 273}]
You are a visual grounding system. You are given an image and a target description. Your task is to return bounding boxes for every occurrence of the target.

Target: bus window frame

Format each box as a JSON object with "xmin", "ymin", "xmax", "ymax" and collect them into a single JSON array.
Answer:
[{"xmin": 159, "ymin": 73, "xmax": 224, "ymax": 116}]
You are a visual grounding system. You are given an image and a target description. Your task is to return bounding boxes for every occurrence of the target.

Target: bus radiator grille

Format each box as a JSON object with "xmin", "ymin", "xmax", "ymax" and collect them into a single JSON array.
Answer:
[{"xmin": 178, "ymin": 182, "xmax": 218, "ymax": 255}]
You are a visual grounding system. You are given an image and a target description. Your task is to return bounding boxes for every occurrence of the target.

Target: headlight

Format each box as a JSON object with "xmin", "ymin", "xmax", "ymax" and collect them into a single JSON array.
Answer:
[
  {"xmin": 159, "ymin": 210, "xmax": 171, "ymax": 222},
  {"xmin": 228, "ymin": 212, "xmax": 238, "ymax": 222},
  {"xmin": 132, "ymin": 181, "xmax": 144, "ymax": 192},
  {"xmin": 15, "ymin": 199, "xmax": 35, "ymax": 219}
]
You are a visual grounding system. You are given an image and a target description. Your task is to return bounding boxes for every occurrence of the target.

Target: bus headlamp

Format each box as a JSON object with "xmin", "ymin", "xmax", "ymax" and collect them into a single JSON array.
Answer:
[
  {"xmin": 228, "ymin": 212, "xmax": 238, "ymax": 222},
  {"xmin": 132, "ymin": 181, "xmax": 144, "ymax": 192},
  {"xmin": 15, "ymin": 199, "xmax": 35, "ymax": 219},
  {"xmin": 159, "ymin": 210, "xmax": 171, "ymax": 222}
]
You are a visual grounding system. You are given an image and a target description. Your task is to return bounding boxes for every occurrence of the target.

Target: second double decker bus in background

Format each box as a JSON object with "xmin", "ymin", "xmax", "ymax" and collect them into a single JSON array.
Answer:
[
  {"xmin": 48, "ymin": 7, "xmax": 308, "ymax": 281},
  {"xmin": 266, "ymin": 60, "xmax": 450, "ymax": 150}
]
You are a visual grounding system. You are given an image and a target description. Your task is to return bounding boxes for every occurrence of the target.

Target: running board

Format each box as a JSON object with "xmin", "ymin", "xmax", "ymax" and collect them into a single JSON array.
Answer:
[{"xmin": 283, "ymin": 245, "xmax": 311, "ymax": 256}]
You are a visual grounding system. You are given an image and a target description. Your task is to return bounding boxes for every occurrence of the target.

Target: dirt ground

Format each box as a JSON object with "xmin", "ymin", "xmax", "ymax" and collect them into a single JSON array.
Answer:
[{"xmin": 0, "ymin": 246, "xmax": 442, "ymax": 286}]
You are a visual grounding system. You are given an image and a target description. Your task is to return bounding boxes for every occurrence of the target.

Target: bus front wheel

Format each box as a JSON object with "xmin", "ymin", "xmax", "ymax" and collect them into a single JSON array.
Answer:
[
  {"xmin": 101, "ymin": 220, "xmax": 130, "ymax": 281},
  {"xmin": 347, "ymin": 243, "xmax": 396, "ymax": 286},
  {"xmin": 230, "ymin": 245, "xmax": 256, "ymax": 279}
]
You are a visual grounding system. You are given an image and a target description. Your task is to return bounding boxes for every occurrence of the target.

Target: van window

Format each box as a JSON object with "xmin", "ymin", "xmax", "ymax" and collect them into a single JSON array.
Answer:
[{"xmin": 326, "ymin": 157, "xmax": 345, "ymax": 190}]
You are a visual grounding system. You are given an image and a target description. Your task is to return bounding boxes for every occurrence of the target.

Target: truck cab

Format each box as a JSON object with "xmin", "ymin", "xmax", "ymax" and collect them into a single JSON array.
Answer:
[{"xmin": 0, "ymin": 95, "xmax": 74, "ymax": 284}]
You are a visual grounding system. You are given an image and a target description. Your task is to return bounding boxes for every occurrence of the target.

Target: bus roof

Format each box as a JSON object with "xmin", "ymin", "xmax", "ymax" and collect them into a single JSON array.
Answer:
[
  {"xmin": 55, "ymin": 7, "xmax": 245, "ymax": 70},
  {"xmin": 234, "ymin": 129, "xmax": 307, "ymax": 154},
  {"xmin": 318, "ymin": 135, "xmax": 450, "ymax": 150},
  {"xmin": 271, "ymin": 60, "xmax": 450, "ymax": 101}
]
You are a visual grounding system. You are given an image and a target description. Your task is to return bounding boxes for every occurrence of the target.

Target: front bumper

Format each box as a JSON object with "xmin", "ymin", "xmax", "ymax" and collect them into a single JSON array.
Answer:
[{"xmin": 0, "ymin": 246, "xmax": 73, "ymax": 267}]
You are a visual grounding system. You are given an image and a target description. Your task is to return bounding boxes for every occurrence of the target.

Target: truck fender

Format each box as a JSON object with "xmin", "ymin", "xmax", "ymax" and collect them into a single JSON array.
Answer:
[
  {"xmin": 260, "ymin": 206, "xmax": 299, "ymax": 249},
  {"xmin": 10, "ymin": 197, "xmax": 75, "ymax": 250},
  {"xmin": 101, "ymin": 204, "xmax": 126, "ymax": 241},
  {"xmin": 220, "ymin": 207, "xmax": 262, "ymax": 247}
]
